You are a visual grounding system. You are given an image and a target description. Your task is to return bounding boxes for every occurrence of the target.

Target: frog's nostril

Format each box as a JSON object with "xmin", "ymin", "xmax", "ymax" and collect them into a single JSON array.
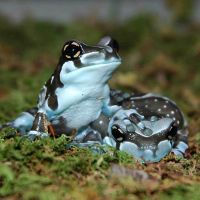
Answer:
[
  {"xmin": 98, "ymin": 36, "xmax": 119, "ymax": 52},
  {"xmin": 107, "ymin": 38, "xmax": 119, "ymax": 52},
  {"xmin": 111, "ymin": 125, "xmax": 125, "ymax": 142}
]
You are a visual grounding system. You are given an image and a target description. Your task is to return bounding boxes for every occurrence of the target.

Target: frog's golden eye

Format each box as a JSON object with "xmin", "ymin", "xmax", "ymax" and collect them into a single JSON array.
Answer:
[{"xmin": 63, "ymin": 41, "xmax": 82, "ymax": 60}]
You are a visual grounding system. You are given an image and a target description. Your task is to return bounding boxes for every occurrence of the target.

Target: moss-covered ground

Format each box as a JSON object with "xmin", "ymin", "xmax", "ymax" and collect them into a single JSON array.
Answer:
[{"xmin": 0, "ymin": 13, "xmax": 200, "ymax": 199}]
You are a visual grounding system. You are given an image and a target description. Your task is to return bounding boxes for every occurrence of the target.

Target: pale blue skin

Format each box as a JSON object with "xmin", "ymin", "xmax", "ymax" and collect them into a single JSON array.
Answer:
[{"xmin": 8, "ymin": 38, "xmax": 122, "ymax": 138}]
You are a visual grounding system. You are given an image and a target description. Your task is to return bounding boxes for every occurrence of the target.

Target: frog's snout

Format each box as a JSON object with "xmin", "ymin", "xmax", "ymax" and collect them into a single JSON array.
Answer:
[{"xmin": 98, "ymin": 36, "xmax": 119, "ymax": 53}]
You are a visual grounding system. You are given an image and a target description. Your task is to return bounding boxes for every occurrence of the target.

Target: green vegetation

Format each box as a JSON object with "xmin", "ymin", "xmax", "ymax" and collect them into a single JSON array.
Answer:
[{"xmin": 0, "ymin": 11, "xmax": 200, "ymax": 199}]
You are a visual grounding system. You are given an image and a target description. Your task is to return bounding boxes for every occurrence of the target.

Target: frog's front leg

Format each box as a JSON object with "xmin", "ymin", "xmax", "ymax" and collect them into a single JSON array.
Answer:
[
  {"xmin": 28, "ymin": 112, "xmax": 50, "ymax": 140},
  {"xmin": 0, "ymin": 107, "xmax": 37, "ymax": 135},
  {"xmin": 102, "ymin": 100, "xmax": 121, "ymax": 117}
]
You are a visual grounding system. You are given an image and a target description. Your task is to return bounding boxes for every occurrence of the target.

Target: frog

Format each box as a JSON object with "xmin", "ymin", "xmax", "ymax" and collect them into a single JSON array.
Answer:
[
  {"xmin": 0, "ymin": 36, "xmax": 122, "ymax": 139},
  {"xmin": 76, "ymin": 89, "xmax": 188, "ymax": 162},
  {"xmin": 0, "ymin": 37, "xmax": 188, "ymax": 162}
]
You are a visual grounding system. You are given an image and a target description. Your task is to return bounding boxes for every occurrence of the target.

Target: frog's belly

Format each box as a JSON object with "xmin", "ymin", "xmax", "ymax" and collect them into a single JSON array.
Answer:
[{"xmin": 54, "ymin": 99, "xmax": 102, "ymax": 129}]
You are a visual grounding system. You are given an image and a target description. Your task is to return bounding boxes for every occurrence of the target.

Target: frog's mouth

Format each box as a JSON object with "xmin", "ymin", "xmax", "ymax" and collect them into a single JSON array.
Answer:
[
  {"xmin": 79, "ymin": 52, "xmax": 121, "ymax": 68},
  {"xmin": 60, "ymin": 59, "xmax": 121, "ymax": 85}
]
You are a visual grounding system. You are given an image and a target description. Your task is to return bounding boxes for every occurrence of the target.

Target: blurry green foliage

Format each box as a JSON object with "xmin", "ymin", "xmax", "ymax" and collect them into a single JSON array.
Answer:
[{"xmin": 166, "ymin": 0, "xmax": 194, "ymax": 23}]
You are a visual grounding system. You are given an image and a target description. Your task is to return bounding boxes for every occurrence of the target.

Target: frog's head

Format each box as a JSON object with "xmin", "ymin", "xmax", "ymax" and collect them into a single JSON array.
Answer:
[{"xmin": 56, "ymin": 36, "xmax": 121, "ymax": 84}]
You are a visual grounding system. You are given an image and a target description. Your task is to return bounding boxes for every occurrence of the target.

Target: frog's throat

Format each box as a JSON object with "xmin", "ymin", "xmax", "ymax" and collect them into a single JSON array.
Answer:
[{"xmin": 60, "ymin": 61, "xmax": 121, "ymax": 85}]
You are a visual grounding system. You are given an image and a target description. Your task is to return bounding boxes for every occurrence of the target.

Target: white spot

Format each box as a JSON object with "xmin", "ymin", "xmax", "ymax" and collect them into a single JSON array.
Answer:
[
  {"xmin": 99, "ymin": 120, "xmax": 103, "ymax": 125},
  {"xmin": 166, "ymin": 114, "xmax": 170, "ymax": 117},
  {"xmin": 117, "ymin": 137, "xmax": 123, "ymax": 141},
  {"xmin": 158, "ymin": 108, "xmax": 161, "ymax": 112},
  {"xmin": 154, "ymin": 99, "xmax": 158, "ymax": 102},
  {"xmin": 177, "ymin": 120, "xmax": 180, "ymax": 125},
  {"xmin": 50, "ymin": 76, "xmax": 54, "ymax": 84},
  {"xmin": 173, "ymin": 117, "xmax": 176, "ymax": 121},
  {"xmin": 163, "ymin": 105, "xmax": 167, "ymax": 108},
  {"xmin": 165, "ymin": 100, "xmax": 169, "ymax": 104},
  {"xmin": 145, "ymin": 105, "xmax": 148, "ymax": 108},
  {"xmin": 112, "ymin": 126, "xmax": 117, "ymax": 129},
  {"xmin": 136, "ymin": 107, "xmax": 139, "ymax": 110},
  {"xmin": 118, "ymin": 129, "xmax": 124, "ymax": 134},
  {"xmin": 171, "ymin": 111, "xmax": 175, "ymax": 115}
]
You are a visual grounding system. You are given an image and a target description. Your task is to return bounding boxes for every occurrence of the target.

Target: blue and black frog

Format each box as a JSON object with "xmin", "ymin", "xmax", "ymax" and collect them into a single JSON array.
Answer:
[{"xmin": 0, "ymin": 37, "xmax": 188, "ymax": 162}]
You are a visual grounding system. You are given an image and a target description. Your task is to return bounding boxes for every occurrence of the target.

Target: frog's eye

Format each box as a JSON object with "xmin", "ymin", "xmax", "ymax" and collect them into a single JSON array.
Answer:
[{"xmin": 63, "ymin": 41, "xmax": 82, "ymax": 60}]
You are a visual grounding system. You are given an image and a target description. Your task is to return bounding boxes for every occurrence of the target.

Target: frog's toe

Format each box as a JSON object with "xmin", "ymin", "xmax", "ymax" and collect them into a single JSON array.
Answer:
[{"xmin": 27, "ymin": 130, "xmax": 49, "ymax": 140}]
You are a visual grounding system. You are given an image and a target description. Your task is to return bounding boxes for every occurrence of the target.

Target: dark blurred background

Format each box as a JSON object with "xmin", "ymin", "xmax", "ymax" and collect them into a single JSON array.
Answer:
[
  {"xmin": 0, "ymin": 0, "xmax": 198, "ymax": 23},
  {"xmin": 0, "ymin": 0, "xmax": 199, "ymax": 135}
]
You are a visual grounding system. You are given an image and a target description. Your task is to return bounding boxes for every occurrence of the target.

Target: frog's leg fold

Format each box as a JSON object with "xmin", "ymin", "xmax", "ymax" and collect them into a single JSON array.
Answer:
[
  {"xmin": 0, "ymin": 107, "xmax": 37, "ymax": 135},
  {"xmin": 28, "ymin": 112, "xmax": 50, "ymax": 139}
]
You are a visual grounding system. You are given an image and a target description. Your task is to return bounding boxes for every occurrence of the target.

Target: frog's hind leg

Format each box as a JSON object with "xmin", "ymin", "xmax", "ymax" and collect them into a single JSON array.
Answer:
[
  {"xmin": 28, "ymin": 112, "xmax": 50, "ymax": 139},
  {"xmin": 110, "ymin": 90, "xmax": 189, "ymax": 157},
  {"xmin": 171, "ymin": 127, "xmax": 189, "ymax": 156},
  {"xmin": 0, "ymin": 107, "xmax": 37, "ymax": 135}
]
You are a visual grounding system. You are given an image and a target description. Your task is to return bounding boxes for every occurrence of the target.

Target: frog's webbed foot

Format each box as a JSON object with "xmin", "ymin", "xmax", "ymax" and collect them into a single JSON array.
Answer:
[
  {"xmin": 0, "ymin": 108, "xmax": 37, "ymax": 135},
  {"xmin": 107, "ymin": 108, "xmax": 144, "ymax": 136},
  {"xmin": 27, "ymin": 112, "xmax": 50, "ymax": 140},
  {"xmin": 103, "ymin": 108, "xmax": 143, "ymax": 149}
]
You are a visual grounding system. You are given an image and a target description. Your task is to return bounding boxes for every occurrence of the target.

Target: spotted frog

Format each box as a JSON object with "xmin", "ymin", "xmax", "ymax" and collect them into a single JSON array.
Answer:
[
  {"xmin": 0, "ymin": 37, "xmax": 188, "ymax": 162},
  {"xmin": 2, "ymin": 36, "xmax": 121, "ymax": 138}
]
